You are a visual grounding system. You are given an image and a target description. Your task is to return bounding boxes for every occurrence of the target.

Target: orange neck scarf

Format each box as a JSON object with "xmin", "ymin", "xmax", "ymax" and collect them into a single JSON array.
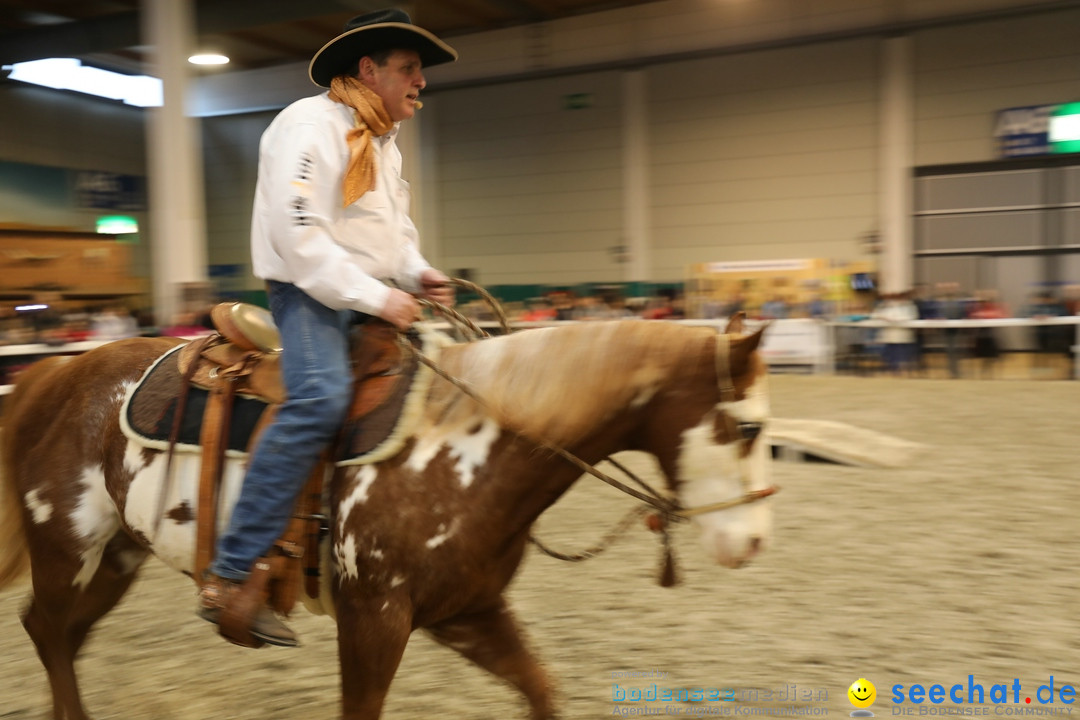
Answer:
[{"xmin": 327, "ymin": 75, "xmax": 395, "ymax": 207}]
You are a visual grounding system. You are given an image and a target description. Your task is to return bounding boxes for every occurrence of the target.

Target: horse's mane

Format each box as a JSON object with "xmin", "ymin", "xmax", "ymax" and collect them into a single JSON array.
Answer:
[{"xmin": 426, "ymin": 320, "xmax": 719, "ymax": 447}]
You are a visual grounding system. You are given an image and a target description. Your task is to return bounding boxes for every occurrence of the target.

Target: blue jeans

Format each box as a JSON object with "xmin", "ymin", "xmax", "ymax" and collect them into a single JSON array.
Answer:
[{"xmin": 211, "ymin": 281, "xmax": 354, "ymax": 581}]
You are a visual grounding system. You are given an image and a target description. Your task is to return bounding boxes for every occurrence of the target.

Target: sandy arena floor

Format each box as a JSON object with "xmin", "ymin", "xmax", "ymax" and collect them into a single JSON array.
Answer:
[{"xmin": 1, "ymin": 374, "xmax": 1078, "ymax": 719}]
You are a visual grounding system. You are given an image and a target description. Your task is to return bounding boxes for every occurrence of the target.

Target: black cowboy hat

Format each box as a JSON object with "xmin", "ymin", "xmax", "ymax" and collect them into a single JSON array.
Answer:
[{"xmin": 308, "ymin": 8, "xmax": 458, "ymax": 88}]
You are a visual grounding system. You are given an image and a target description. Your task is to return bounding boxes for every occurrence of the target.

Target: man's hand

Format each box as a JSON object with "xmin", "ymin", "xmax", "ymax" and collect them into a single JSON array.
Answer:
[
  {"xmin": 420, "ymin": 269, "xmax": 455, "ymax": 307},
  {"xmin": 379, "ymin": 288, "xmax": 421, "ymax": 330}
]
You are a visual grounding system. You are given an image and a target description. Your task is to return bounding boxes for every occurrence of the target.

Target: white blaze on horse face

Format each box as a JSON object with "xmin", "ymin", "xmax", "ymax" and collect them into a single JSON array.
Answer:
[
  {"xmin": 70, "ymin": 465, "xmax": 121, "ymax": 588},
  {"xmin": 676, "ymin": 377, "xmax": 772, "ymax": 569},
  {"xmin": 24, "ymin": 488, "xmax": 53, "ymax": 524}
]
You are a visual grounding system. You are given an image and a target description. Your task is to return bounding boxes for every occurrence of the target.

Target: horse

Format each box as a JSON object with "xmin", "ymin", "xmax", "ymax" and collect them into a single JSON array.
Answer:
[{"xmin": 0, "ymin": 317, "xmax": 773, "ymax": 720}]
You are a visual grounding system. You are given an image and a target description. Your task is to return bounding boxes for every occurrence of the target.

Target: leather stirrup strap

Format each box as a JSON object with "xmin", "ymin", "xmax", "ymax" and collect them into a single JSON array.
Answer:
[
  {"xmin": 268, "ymin": 533, "xmax": 304, "ymax": 615},
  {"xmin": 194, "ymin": 375, "xmax": 237, "ymax": 586},
  {"xmin": 265, "ymin": 457, "xmax": 325, "ymax": 614},
  {"xmin": 246, "ymin": 403, "xmax": 278, "ymax": 456},
  {"xmin": 154, "ymin": 335, "xmax": 215, "ymax": 541},
  {"xmin": 301, "ymin": 460, "xmax": 328, "ymax": 600}
]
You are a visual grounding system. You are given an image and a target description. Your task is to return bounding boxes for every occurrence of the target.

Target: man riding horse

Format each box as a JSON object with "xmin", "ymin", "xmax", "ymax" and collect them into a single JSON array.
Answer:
[{"xmin": 197, "ymin": 9, "xmax": 459, "ymax": 647}]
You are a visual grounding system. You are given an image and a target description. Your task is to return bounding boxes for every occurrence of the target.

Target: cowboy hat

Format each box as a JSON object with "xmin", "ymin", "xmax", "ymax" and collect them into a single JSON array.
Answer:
[{"xmin": 308, "ymin": 8, "xmax": 458, "ymax": 88}]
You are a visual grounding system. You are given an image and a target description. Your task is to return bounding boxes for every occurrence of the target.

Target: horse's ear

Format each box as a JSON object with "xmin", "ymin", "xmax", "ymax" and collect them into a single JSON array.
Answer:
[
  {"xmin": 742, "ymin": 323, "xmax": 767, "ymax": 353},
  {"xmin": 728, "ymin": 324, "xmax": 767, "ymax": 377},
  {"xmin": 724, "ymin": 311, "xmax": 746, "ymax": 335}
]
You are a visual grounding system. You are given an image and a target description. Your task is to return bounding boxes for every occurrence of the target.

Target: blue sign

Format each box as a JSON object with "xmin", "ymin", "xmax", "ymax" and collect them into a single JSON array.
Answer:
[{"xmin": 993, "ymin": 104, "xmax": 1060, "ymax": 158}]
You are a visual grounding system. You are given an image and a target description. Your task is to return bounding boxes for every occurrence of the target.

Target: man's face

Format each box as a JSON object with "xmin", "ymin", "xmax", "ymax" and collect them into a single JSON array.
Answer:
[{"xmin": 360, "ymin": 49, "xmax": 426, "ymax": 122}]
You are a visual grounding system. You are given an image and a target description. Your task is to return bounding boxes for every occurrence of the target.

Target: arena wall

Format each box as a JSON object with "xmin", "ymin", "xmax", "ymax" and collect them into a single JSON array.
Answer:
[{"xmin": 1, "ymin": 3, "xmax": 1079, "ymax": 297}]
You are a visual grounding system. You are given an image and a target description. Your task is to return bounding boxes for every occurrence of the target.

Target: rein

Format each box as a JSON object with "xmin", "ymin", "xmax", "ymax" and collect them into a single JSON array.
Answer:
[{"xmin": 416, "ymin": 280, "xmax": 777, "ymax": 582}]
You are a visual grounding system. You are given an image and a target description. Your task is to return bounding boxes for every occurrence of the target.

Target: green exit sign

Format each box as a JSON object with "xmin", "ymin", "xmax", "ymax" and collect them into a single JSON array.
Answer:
[
  {"xmin": 96, "ymin": 215, "xmax": 138, "ymax": 234},
  {"xmin": 1049, "ymin": 102, "xmax": 1080, "ymax": 154}
]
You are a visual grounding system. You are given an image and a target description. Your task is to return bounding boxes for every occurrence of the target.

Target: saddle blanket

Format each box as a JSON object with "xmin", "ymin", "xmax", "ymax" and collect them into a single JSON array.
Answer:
[{"xmin": 119, "ymin": 329, "xmax": 446, "ymax": 465}]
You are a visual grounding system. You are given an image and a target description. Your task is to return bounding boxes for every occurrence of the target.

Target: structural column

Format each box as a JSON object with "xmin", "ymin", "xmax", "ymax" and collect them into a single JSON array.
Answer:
[
  {"xmin": 399, "ymin": 104, "xmax": 441, "ymax": 266},
  {"xmin": 141, "ymin": 0, "xmax": 209, "ymax": 326},
  {"xmin": 879, "ymin": 35, "xmax": 914, "ymax": 294},
  {"xmin": 622, "ymin": 69, "xmax": 652, "ymax": 283}
]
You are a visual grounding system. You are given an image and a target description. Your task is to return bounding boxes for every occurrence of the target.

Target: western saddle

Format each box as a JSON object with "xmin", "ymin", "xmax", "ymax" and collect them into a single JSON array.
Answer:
[
  {"xmin": 168, "ymin": 301, "xmax": 418, "ymax": 647},
  {"xmin": 170, "ymin": 302, "xmax": 318, "ymax": 648}
]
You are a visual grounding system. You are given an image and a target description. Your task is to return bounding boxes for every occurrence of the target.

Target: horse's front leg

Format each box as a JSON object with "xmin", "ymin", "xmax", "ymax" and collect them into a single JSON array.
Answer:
[
  {"xmin": 426, "ymin": 598, "xmax": 558, "ymax": 720},
  {"xmin": 335, "ymin": 587, "xmax": 412, "ymax": 720}
]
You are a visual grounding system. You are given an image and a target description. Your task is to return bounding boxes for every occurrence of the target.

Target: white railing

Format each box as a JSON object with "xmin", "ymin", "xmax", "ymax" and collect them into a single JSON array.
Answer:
[{"xmin": 1, "ymin": 316, "xmax": 1078, "ymax": 398}]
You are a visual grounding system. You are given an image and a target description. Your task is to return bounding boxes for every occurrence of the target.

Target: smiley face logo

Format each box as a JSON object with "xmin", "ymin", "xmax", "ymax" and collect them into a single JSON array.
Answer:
[{"xmin": 848, "ymin": 678, "xmax": 876, "ymax": 709}]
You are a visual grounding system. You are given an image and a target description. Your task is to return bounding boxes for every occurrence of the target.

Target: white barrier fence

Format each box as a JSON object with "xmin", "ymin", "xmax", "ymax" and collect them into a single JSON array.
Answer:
[
  {"xmin": 2, "ymin": 316, "xmax": 1079, "ymax": 398},
  {"xmin": 824, "ymin": 316, "xmax": 1080, "ymax": 377}
]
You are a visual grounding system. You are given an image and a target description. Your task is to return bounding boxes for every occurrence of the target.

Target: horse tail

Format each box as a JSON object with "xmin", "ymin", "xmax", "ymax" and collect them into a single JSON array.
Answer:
[{"xmin": 0, "ymin": 358, "xmax": 64, "ymax": 589}]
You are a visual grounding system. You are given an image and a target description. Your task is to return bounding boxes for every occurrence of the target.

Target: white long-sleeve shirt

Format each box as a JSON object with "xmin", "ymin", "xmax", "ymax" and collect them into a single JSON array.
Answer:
[{"xmin": 250, "ymin": 93, "xmax": 432, "ymax": 316}]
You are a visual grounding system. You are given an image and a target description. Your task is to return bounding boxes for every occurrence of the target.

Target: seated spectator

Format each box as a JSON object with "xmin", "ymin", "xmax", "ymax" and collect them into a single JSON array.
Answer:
[
  {"xmin": 643, "ymin": 288, "xmax": 685, "ymax": 320},
  {"xmin": 760, "ymin": 295, "xmax": 790, "ymax": 320},
  {"xmin": 519, "ymin": 298, "xmax": 556, "ymax": 323},
  {"xmin": 90, "ymin": 304, "xmax": 139, "ymax": 341},
  {"xmin": 160, "ymin": 311, "xmax": 214, "ymax": 338},
  {"xmin": 1023, "ymin": 289, "xmax": 1068, "ymax": 375},
  {"xmin": 969, "ymin": 289, "xmax": 1009, "ymax": 379}
]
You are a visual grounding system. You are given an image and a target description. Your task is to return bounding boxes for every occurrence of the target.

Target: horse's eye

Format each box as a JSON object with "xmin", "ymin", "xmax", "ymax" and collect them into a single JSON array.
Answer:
[{"xmin": 738, "ymin": 422, "xmax": 763, "ymax": 442}]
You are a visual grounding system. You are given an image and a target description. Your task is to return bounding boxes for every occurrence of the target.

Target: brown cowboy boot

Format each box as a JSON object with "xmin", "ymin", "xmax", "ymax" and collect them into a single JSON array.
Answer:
[{"xmin": 197, "ymin": 575, "xmax": 298, "ymax": 648}]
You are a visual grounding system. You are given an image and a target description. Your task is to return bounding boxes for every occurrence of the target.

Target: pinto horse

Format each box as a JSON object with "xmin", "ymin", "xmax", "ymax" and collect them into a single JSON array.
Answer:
[{"xmin": 0, "ymin": 318, "xmax": 773, "ymax": 720}]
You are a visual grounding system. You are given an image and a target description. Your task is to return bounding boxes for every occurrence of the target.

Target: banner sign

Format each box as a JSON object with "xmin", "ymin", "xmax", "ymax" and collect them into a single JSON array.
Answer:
[
  {"xmin": 706, "ymin": 259, "xmax": 812, "ymax": 274},
  {"xmin": 993, "ymin": 104, "xmax": 1058, "ymax": 158}
]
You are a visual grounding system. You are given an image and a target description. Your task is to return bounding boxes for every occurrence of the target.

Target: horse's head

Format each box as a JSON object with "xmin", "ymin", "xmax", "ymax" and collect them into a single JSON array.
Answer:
[{"xmin": 640, "ymin": 318, "xmax": 773, "ymax": 569}]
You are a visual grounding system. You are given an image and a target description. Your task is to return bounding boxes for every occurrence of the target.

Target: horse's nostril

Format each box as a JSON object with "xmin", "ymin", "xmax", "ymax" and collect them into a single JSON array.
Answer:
[{"xmin": 748, "ymin": 536, "xmax": 762, "ymax": 554}]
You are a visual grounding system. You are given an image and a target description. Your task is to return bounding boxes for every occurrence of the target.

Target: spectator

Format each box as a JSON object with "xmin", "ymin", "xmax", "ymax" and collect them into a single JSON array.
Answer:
[
  {"xmin": 1023, "ymin": 289, "xmax": 1067, "ymax": 376},
  {"xmin": 872, "ymin": 291, "xmax": 919, "ymax": 375},
  {"xmin": 936, "ymin": 282, "xmax": 967, "ymax": 378},
  {"xmin": 760, "ymin": 294, "xmax": 790, "ymax": 320},
  {"xmin": 969, "ymin": 289, "xmax": 1008, "ymax": 379}
]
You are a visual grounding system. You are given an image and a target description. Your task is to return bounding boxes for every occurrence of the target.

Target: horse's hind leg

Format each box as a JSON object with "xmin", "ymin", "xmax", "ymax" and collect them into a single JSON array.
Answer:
[
  {"xmin": 22, "ymin": 530, "xmax": 147, "ymax": 720},
  {"xmin": 427, "ymin": 599, "xmax": 557, "ymax": 720}
]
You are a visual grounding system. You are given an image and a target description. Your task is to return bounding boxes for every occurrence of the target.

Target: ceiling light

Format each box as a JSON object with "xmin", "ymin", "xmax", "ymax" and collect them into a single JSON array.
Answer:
[
  {"xmin": 3, "ymin": 58, "xmax": 162, "ymax": 107},
  {"xmin": 188, "ymin": 54, "xmax": 229, "ymax": 66}
]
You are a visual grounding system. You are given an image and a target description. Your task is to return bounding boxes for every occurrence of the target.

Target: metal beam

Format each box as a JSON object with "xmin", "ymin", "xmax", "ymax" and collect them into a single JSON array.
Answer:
[
  {"xmin": 473, "ymin": 0, "xmax": 548, "ymax": 23},
  {"xmin": 0, "ymin": 12, "xmax": 140, "ymax": 64},
  {"xmin": 192, "ymin": 0, "xmax": 365, "ymax": 34},
  {"xmin": 0, "ymin": 0, "xmax": 357, "ymax": 65}
]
